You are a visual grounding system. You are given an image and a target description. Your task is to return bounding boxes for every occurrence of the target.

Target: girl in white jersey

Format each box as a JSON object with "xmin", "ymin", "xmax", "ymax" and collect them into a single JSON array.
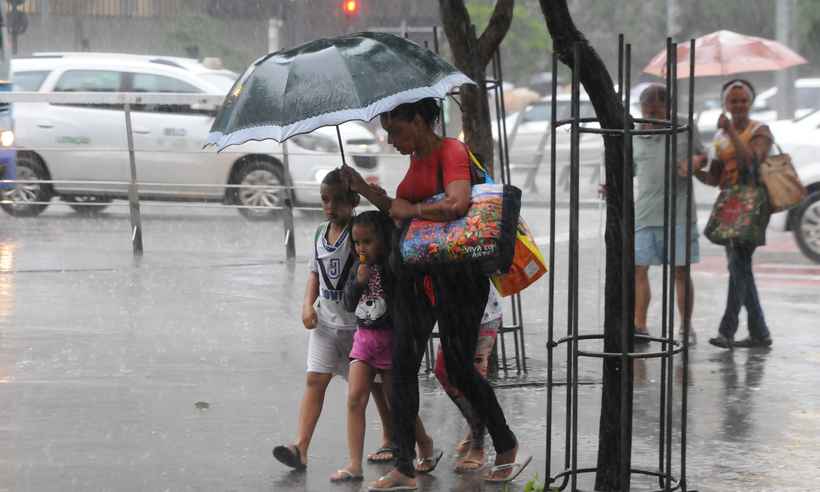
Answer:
[{"xmin": 273, "ymin": 169, "xmax": 392, "ymax": 470}]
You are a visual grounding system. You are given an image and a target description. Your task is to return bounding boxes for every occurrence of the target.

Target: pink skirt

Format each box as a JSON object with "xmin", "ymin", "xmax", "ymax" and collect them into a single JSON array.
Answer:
[{"xmin": 350, "ymin": 327, "xmax": 393, "ymax": 370}]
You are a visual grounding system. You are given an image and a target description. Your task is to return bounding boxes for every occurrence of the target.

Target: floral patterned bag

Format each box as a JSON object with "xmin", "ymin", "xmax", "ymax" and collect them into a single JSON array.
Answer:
[
  {"xmin": 704, "ymin": 159, "xmax": 770, "ymax": 246},
  {"xmin": 398, "ymin": 183, "xmax": 521, "ymax": 274}
]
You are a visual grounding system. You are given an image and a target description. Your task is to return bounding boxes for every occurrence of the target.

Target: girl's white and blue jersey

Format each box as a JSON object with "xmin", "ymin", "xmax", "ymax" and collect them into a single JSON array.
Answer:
[{"xmin": 308, "ymin": 222, "xmax": 358, "ymax": 331}]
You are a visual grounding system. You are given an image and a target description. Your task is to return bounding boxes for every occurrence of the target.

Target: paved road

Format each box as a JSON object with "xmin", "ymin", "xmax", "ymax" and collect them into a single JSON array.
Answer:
[{"xmin": 1, "ymin": 202, "xmax": 818, "ymax": 491}]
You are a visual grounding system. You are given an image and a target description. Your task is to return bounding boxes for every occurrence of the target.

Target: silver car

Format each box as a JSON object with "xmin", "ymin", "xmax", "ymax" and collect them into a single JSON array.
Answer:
[{"xmin": 4, "ymin": 53, "xmax": 380, "ymax": 218}]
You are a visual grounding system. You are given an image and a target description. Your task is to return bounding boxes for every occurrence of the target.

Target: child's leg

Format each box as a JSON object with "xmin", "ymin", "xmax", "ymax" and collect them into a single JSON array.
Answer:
[
  {"xmin": 276, "ymin": 326, "xmax": 347, "ymax": 469},
  {"xmin": 295, "ymin": 371, "xmax": 333, "ymax": 459},
  {"xmin": 369, "ymin": 380, "xmax": 395, "ymax": 459},
  {"xmin": 342, "ymin": 360, "xmax": 376, "ymax": 476}
]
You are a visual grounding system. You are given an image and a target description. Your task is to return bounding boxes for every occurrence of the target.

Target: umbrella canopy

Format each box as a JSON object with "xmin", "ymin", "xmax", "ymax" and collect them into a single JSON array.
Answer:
[
  {"xmin": 643, "ymin": 30, "xmax": 807, "ymax": 79},
  {"xmin": 207, "ymin": 32, "xmax": 474, "ymax": 150}
]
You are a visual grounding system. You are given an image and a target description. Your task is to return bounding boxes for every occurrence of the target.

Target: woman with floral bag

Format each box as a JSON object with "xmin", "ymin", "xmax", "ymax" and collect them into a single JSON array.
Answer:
[
  {"xmin": 341, "ymin": 98, "xmax": 528, "ymax": 490},
  {"xmin": 695, "ymin": 79, "xmax": 774, "ymax": 349}
]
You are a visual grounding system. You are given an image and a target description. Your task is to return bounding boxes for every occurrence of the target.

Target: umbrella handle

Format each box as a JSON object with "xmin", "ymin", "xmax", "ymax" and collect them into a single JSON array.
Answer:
[{"xmin": 336, "ymin": 126, "xmax": 347, "ymax": 167}]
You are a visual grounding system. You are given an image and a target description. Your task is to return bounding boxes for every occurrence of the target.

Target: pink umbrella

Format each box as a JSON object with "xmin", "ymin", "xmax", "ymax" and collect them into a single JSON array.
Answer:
[{"xmin": 643, "ymin": 30, "xmax": 807, "ymax": 78}]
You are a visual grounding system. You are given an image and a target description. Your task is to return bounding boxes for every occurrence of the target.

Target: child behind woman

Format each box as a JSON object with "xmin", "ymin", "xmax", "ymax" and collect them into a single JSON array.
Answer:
[{"xmin": 330, "ymin": 211, "xmax": 396, "ymax": 482}]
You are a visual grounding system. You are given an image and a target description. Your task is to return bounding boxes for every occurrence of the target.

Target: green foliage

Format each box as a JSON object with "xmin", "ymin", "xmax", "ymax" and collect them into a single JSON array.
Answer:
[
  {"xmin": 523, "ymin": 473, "xmax": 545, "ymax": 492},
  {"xmin": 162, "ymin": 13, "xmax": 256, "ymax": 72},
  {"xmin": 467, "ymin": 1, "xmax": 552, "ymax": 85},
  {"xmin": 796, "ymin": 0, "xmax": 820, "ymax": 72},
  {"xmin": 520, "ymin": 473, "xmax": 561, "ymax": 492}
]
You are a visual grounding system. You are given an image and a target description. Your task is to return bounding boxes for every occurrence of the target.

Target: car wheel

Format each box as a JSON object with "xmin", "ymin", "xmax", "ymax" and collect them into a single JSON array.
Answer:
[
  {"xmin": 0, "ymin": 154, "xmax": 52, "ymax": 217},
  {"xmin": 793, "ymin": 191, "xmax": 820, "ymax": 264},
  {"xmin": 64, "ymin": 195, "xmax": 112, "ymax": 215},
  {"xmin": 233, "ymin": 159, "xmax": 286, "ymax": 220}
]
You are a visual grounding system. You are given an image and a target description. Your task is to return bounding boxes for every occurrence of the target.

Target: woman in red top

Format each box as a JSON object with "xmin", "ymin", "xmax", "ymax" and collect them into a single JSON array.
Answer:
[{"xmin": 342, "ymin": 98, "xmax": 521, "ymax": 490}]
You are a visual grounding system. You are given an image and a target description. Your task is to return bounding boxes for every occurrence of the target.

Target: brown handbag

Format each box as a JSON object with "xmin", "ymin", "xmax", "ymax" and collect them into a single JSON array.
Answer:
[{"xmin": 759, "ymin": 151, "xmax": 806, "ymax": 213}]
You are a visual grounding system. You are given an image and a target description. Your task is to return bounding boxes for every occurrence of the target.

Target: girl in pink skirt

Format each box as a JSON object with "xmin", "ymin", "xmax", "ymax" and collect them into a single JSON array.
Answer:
[{"xmin": 330, "ymin": 211, "xmax": 396, "ymax": 483}]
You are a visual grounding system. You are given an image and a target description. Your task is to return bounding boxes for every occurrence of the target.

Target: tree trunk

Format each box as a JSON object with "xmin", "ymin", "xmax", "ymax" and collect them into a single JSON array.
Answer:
[
  {"xmin": 538, "ymin": 1, "xmax": 636, "ymax": 490},
  {"xmin": 439, "ymin": 0, "xmax": 513, "ymax": 175}
]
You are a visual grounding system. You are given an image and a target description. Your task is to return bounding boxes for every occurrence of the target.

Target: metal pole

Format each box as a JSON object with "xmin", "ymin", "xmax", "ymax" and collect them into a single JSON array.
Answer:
[
  {"xmin": 123, "ymin": 103, "xmax": 143, "ymax": 256},
  {"xmin": 281, "ymin": 141, "xmax": 296, "ymax": 261},
  {"xmin": 680, "ymin": 36, "xmax": 697, "ymax": 492},
  {"xmin": 664, "ymin": 43, "xmax": 680, "ymax": 492},
  {"xmin": 546, "ymin": 50, "xmax": 560, "ymax": 489},
  {"xmin": 492, "ymin": 48, "xmax": 526, "ymax": 373},
  {"xmin": 666, "ymin": 0, "xmax": 680, "ymax": 40},
  {"xmin": 619, "ymin": 43, "xmax": 633, "ymax": 490},
  {"xmin": 658, "ymin": 37, "xmax": 673, "ymax": 487},
  {"xmin": 569, "ymin": 42, "xmax": 581, "ymax": 492},
  {"xmin": 335, "ymin": 126, "xmax": 347, "ymax": 167},
  {"xmin": 495, "ymin": 50, "xmax": 513, "ymax": 186},
  {"xmin": 776, "ymin": 0, "xmax": 796, "ymax": 119}
]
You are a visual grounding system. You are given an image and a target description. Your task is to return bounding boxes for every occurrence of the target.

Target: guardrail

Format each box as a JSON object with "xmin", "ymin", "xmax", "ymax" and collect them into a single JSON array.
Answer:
[{"xmin": 0, "ymin": 91, "xmax": 391, "ymax": 259}]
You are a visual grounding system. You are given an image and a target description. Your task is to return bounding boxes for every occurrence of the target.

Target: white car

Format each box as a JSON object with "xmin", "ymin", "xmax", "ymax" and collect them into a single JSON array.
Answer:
[
  {"xmin": 492, "ymin": 91, "xmax": 643, "ymax": 191},
  {"xmin": 697, "ymin": 78, "xmax": 820, "ymax": 141},
  {"xmin": 4, "ymin": 53, "xmax": 381, "ymax": 219},
  {"xmin": 768, "ymin": 109, "xmax": 820, "ymax": 263}
]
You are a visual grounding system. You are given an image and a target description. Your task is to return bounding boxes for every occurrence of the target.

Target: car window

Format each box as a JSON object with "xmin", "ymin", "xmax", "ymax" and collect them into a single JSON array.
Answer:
[
  {"xmin": 797, "ymin": 87, "xmax": 820, "ymax": 109},
  {"xmin": 131, "ymin": 73, "xmax": 201, "ymax": 93},
  {"xmin": 12, "ymin": 70, "xmax": 50, "ymax": 91},
  {"xmin": 554, "ymin": 101, "xmax": 595, "ymax": 120},
  {"xmin": 128, "ymin": 72, "xmax": 207, "ymax": 115},
  {"xmin": 523, "ymin": 104, "xmax": 548, "ymax": 123},
  {"xmin": 54, "ymin": 70, "xmax": 121, "ymax": 92},
  {"xmin": 53, "ymin": 70, "xmax": 123, "ymax": 110},
  {"xmin": 522, "ymin": 100, "xmax": 596, "ymax": 123}
]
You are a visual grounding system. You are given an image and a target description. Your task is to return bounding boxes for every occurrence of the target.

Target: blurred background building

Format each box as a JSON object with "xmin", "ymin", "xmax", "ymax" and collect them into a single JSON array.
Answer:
[{"xmin": 4, "ymin": 0, "xmax": 440, "ymax": 72}]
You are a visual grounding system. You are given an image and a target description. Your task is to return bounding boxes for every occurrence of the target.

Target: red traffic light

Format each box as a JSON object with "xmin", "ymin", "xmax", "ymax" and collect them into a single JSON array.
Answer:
[{"xmin": 341, "ymin": 0, "xmax": 359, "ymax": 15}]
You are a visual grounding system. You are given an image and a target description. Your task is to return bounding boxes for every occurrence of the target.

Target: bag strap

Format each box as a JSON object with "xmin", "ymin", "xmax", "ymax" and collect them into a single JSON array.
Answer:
[
  {"xmin": 436, "ymin": 142, "xmax": 492, "ymax": 194},
  {"xmin": 739, "ymin": 121, "xmax": 766, "ymax": 186}
]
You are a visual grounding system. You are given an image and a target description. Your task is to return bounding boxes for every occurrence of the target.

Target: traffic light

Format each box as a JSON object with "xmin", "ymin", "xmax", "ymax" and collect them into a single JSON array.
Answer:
[{"xmin": 341, "ymin": 0, "xmax": 360, "ymax": 17}]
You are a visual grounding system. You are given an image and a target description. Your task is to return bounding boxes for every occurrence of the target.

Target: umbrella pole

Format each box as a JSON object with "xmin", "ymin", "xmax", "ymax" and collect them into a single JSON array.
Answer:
[{"xmin": 336, "ymin": 126, "xmax": 347, "ymax": 167}]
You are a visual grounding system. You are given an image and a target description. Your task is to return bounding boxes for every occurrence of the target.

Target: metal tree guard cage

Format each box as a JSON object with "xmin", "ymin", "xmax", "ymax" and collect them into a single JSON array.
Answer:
[
  {"xmin": 416, "ymin": 25, "xmax": 528, "ymax": 375},
  {"xmin": 545, "ymin": 36, "xmax": 699, "ymax": 492}
]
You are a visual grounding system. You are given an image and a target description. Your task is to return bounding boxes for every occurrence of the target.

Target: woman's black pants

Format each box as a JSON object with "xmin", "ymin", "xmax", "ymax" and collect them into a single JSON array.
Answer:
[{"xmin": 390, "ymin": 263, "xmax": 517, "ymax": 477}]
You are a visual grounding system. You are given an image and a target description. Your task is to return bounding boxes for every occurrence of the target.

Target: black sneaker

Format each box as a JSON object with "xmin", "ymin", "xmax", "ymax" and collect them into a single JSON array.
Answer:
[
  {"xmin": 708, "ymin": 334, "xmax": 733, "ymax": 349},
  {"xmin": 733, "ymin": 336, "xmax": 772, "ymax": 348}
]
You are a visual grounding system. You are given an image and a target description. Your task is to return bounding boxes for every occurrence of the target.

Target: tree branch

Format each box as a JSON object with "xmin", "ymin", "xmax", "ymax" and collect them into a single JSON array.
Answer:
[
  {"xmin": 439, "ymin": 0, "xmax": 474, "ymax": 76},
  {"xmin": 477, "ymin": 0, "xmax": 514, "ymax": 66},
  {"xmin": 539, "ymin": 0, "xmax": 626, "ymax": 130},
  {"xmin": 539, "ymin": 1, "xmax": 636, "ymax": 490}
]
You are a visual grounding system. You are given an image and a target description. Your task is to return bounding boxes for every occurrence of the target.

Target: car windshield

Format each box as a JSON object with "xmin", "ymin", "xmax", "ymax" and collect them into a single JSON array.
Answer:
[
  {"xmin": 792, "ymin": 108, "xmax": 820, "ymax": 127},
  {"xmin": 12, "ymin": 70, "xmax": 50, "ymax": 91},
  {"xmin": 797, "ymin": 87, "xmax": 820, "ymax": 109}
]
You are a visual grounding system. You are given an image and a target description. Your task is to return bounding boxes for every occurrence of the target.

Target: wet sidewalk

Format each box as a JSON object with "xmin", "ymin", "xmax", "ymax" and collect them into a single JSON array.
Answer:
[{"xmin": 0, "ymin": 205, "xmax": 818, "ymax": 491}]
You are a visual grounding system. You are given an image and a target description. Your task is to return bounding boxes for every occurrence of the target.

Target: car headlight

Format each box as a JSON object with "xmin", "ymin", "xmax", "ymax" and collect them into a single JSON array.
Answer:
[
  {"xmin": 292, "ymin": 134, "xmax": 339, "ymax": 153},
  {"xmin": 0, "ymin": 130, "xmax": 13, "ymax": 147}
]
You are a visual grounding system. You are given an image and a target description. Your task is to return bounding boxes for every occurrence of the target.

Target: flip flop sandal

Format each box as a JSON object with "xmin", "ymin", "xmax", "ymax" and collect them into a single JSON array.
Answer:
[
  {"xmin": 454, "ymin": 457, "xmax": 485, "ymax": 474},
  {"xmin": 329, "ymin": 469, "xmax": 363, "ymax": 482},
  {"xmin": 454, "ymin": 439, "xmax": 472, "ymax": 457},
  {"xmin": 272, "ymin": 444, "xmax": 306, "ymax": 470},
  {"xmin": 367, "ymin": 474, "xmax": 417, "ymax": 491},
  {"xmin": 414, "ymin": 448, "xmax": 443, "ymax": 474},
  {"xmin": 481, "ymin": 453, "xmax": 533, "ymax": 483},
  {"xmin": 367, "ymin": 445, "xmax": 398, "ymax": 463}
]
